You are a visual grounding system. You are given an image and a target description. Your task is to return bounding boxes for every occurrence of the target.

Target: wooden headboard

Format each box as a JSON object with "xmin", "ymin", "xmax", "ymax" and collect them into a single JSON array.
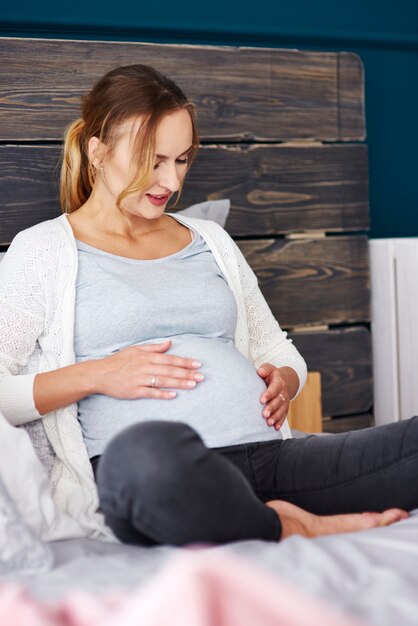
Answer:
[{"xmin": 0, "ymin": 37, "xmax": 372, "ymax": 432}]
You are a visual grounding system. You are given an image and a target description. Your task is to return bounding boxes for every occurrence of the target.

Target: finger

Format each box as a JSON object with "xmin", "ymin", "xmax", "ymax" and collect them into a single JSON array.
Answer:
[
  {"xmin": 133, "ymin": 340, "xmax": 172, "ymax": 353},
  {"xmin": 260, "ymin": 382, "xmax": 283, "ymax": 405},
  {"xmin": 274, "ymin": 415, "xmax": 288, "ymax": 431},
  {"xmin": 257, "ymin": 367, "xmax": 268, "ymax": 378},
  {"xmin": 144, "ymin": 364, "xmax": 205, "ymax": 382},
  {"xmin": 257, "ymin": 363, "xmax": 275, "ymax": 376},
  {"xmin": 144, "ymin": 374, "xmax": 202, "ymax": 390},
  {"xmin": 264, "ymin": 390, "xmax": 288, "ymax": 417},
  {"xmin": 137, "ymin": 387, "xmax": 178, "ymax": 400},
  {"xmin": 262, "ymin": 396, "xmax": 282, "ymax": 419},
  {"xmin": 267, "ymin": 406, "xmax": 288, "ymax": 429},
  {"xmin": 147, "ymin": 353, "xmax": 202, "ymax": 370}
]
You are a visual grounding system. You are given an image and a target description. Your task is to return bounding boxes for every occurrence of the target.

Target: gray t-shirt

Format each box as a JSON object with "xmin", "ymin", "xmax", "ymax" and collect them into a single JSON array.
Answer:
[{"xmin": 74, "ymin": 230, "xmax": 281, "ymax": 457}]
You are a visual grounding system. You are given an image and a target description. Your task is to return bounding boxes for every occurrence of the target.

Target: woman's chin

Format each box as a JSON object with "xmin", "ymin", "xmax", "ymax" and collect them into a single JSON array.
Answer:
[{"xmin": 123, "ymin": 203, "xmax": 167, "ymax": 221}]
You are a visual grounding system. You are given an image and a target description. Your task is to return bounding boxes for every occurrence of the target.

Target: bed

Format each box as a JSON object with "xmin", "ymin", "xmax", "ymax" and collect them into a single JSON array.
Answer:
[
  {"xmin": 0, "ymin": 36, "xmax": 416, "ymax": 626},
  {"xmin": 1, "ymin": 409, "xmax": 418, "ymax": 625}
]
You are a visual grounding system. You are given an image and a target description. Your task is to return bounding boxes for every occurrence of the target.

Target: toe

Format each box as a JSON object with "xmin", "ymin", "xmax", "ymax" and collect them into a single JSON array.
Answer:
[{"xmin": 379, "ymin": 508, "xmax": 409, "ymax": 526}]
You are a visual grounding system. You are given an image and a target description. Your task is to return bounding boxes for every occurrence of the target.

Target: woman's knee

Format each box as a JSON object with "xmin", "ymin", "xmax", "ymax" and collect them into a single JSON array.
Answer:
[
  {"xmin": 96, "ymin": 421, "xmax": 204, "ymax": 508},
  {"xmin": 102, "ymin": 420, "xmax": 202, "ymax": 466}
]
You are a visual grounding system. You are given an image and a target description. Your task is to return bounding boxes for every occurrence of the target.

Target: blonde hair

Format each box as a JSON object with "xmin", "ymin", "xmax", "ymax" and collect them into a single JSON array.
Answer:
[{"xmin": 60, "ymin": 65, "xmax": 199, "ymax": 214}]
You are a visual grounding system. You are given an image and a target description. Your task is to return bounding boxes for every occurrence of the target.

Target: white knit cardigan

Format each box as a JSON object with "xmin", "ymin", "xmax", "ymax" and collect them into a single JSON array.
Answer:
[{"xmin": 0, "ymin": 213, "xmax": 307, "ymax": 539}]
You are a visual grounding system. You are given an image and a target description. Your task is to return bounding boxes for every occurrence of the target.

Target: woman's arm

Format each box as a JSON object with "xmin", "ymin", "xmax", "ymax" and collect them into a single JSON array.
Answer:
[
  {"xmin": 227, "ymin": 234, "xmax": 307, "ymax": 432},
  {"xmin": 33, "ymin": 361, "xmax": 96, "ymax": 416},
  {"xmin": 229, "ymin": 236, "xmax": 307, "ymax": 393},
  {"xmin": 33, "ymin": 340, "xmax": 203, "ymax": 416},
  {"xmin": 0, "ymin": 231, "xmax": 47, "ymax": 424}
]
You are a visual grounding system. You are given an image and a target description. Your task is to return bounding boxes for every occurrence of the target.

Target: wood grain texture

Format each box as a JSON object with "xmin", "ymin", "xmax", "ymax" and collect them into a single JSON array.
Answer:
[
  {"xmin": 179, "ymin": 144, "xmax": 369, "ymax": 234},
  {"xmin": 0, "ymin": 37, "xmax": 364, "ymax": 141},
  {"xmin": 323, "ymin": 414, "xmax": 374, "ymax": 433},
  {"xmin": 289, "ymin": 327, "xmax": 372, "ymax": 417},
  {"xmin": 288, "ymin": 371, "xmax": 323, "ymax": 433},
  {"xmin": 0, "ymin": 146, "xmax": 61, "ymax": 243},
  {"xmin": 0, "ymin": 143, "xmax": 369, "ymax": 243},
  {"xmin": 338, "ymin": 53, "xmax": 366, "ymax": 141},
  {"xmin": 0, "ymin": 37, "xmax": 372, "ymax": 435},
  {"xmin": 239, "ymin": 237, "xmax": 370, "ymax": 327}
]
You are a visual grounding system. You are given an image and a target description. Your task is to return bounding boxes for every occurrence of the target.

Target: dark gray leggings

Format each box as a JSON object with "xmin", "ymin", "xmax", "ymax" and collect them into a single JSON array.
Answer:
[{"xmin": 92, "ymin": 416, "xmax": 418, "ymax": 546}]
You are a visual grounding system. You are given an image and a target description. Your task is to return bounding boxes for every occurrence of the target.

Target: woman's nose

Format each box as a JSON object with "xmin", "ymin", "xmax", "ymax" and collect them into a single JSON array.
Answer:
[{"xmin": 158, "ymin": 162, "xmax": 181, "ymax": 192}]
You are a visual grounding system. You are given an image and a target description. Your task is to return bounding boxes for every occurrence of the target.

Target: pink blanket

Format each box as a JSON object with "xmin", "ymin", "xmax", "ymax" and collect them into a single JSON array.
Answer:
[{"xmin": 0, "ymin": 550, "xmax": 363, "ymax": 626}]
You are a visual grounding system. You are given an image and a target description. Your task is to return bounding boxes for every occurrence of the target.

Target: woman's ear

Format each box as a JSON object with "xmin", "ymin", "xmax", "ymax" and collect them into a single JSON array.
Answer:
[{"xmin": 88, "ymin": 136, "xmax": 105, "ymax": 169}]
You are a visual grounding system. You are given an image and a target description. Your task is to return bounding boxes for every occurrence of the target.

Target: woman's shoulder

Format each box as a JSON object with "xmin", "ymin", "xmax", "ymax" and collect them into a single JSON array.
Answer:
[
  {"xmin": 0, "ymin": 216, "xmax": 72, "ymax": 302},
  {"xmin": 10, "ymin": 215, "xmax": 70, "ymax": 251},
  {"xmin": 3, "ymin": 216, "xmax": 73, "ymax": 275},
  {"xmin": 14, "ymin": 214, "xmax": 67, "ymax": 239}
]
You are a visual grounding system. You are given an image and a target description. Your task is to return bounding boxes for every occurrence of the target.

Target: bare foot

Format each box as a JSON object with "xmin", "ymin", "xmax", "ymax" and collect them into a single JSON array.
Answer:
[{"xmin": 266, "ymin": 500, "xmax": 409, "ymax": 540}]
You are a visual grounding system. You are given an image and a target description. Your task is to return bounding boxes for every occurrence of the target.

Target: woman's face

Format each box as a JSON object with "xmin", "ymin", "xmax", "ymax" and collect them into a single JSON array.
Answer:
[{"xmin": 90, "ymin": 108, "xmax": 194, "ymax": 220}]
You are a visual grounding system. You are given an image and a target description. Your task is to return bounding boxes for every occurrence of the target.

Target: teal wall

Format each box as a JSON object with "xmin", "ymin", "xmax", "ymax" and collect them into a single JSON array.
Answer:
[{"xmin": 1, "ymin": 1, "xmax": 417, "ymax": 238}]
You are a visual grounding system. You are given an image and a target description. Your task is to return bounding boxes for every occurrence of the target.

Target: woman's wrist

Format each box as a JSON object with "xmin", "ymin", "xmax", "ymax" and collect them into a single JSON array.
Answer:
[
  {"xmin": 34, "ymin": 360, "xmax": 100, "ymax": 415},
  {"xmin": 81, "ymin": 357, "xmax": 108, "ymax": 395}
]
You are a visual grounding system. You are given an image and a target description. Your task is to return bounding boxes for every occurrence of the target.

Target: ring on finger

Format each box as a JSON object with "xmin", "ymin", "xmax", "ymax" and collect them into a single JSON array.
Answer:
[
  {"xmin": 279, "ymin": 392, "xmax": 286, "ymax": 402},
  {"xmin": 150, "ymin": 374, "xmax": 157, "ymax": 388}
]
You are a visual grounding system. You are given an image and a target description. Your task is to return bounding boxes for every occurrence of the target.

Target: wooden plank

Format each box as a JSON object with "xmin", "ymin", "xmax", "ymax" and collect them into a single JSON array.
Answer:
[
  {"xmin": 287, "ymin": 372, "xmax": 322, "ymax": 433},
  {"xmin": 0, "ymin": 143, "xmax": 369, "ymax": 244},
  {"xmin": 338, "ymin": 53, "xmax": 366, "ymax": 141},
  {"xmin": 0, "ymin": 146, "xmax": 61, "ymax": 244},
  {"xmin": 239, "ymin": 237, "xmax": 370, "ymax": 327},
  {"xmin": 289, "ymin": 327, "xmax": 372, "ymax": 417},
  {"xmin": 323, "ymin": 414, "xmax": 374, "ymax": 434},
  {"xmin": 179, "ymin": 144, "xmax": 369, "ymax": 234},
  {"xmin": 0, "ymin": 37, "xmax": 365, "ymax": 141}
]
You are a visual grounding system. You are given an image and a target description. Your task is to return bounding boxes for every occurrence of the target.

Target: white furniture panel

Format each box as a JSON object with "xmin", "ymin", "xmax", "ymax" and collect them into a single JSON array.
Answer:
[{"xmin": 370, "ymin": 238, "xmax": 418, "ymax": 425}]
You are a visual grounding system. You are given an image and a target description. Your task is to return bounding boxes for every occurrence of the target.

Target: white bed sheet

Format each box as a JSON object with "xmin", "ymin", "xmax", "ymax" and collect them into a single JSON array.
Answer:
[{"xmin": 3, "ymin": 509, "xmax": 418, "ymax": 626}]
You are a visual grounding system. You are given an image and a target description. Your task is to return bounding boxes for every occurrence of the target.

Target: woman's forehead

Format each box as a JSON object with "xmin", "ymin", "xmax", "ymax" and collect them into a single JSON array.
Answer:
[
  {"xmin": 155, "ymin": 110, "xmax": 193, "ymax": 150},
  {"xmin": 112, "ymin": 110, "xmax": 192, "ymax": 153}
]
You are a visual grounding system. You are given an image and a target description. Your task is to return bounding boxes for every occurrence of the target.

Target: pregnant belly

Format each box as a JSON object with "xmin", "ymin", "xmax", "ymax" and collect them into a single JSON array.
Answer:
[{"xmin": 78, "ymin": 335, "xmax": 281, "ymax": 454}]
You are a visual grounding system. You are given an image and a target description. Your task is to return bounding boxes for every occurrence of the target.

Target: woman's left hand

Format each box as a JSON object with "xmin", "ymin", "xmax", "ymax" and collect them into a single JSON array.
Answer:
[{"xmin": 257, "ymin": 364, "xmax": 295, "ymax": 430}]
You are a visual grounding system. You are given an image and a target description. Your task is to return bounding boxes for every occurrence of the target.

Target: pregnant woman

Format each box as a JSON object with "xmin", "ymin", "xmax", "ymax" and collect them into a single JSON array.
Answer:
[{"xmin": 0, "ymin": 64, "xmax": 416, "ymax": 545}]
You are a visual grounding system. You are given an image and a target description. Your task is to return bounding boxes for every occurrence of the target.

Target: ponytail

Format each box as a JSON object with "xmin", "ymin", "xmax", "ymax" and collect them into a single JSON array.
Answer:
[{"xmin": 60, "ymin": 118, "xmax": 94, "ymax": 214}]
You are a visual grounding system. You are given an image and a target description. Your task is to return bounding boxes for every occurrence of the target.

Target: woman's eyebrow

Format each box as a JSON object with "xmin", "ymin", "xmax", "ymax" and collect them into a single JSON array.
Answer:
[{"xmin": 155, "ymin": 144, "xmax": 194, "ymax": 159}]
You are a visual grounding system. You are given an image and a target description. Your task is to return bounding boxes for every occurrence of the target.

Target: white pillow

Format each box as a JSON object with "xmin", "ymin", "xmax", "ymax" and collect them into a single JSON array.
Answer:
[
  {"xmin": 0, "ymin": 410, "xmax": 85, "ymax": 542},
  {"xmin": 176, "ymin": 198, "xmax": 230, "ymax": 227},
  {"xmin": 0, "ymin": 474, "xmax": 53, "ymax": 574}
]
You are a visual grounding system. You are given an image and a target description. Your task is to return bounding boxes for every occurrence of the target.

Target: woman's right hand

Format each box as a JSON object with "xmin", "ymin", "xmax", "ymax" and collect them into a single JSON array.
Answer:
[{"xmin": 91, "ymin": 339, "xmax": 204, "ymax": 400}]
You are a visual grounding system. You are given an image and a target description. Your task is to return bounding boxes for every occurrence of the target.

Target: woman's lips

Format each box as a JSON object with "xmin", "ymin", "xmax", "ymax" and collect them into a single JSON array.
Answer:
[{"xmin": 146, "ymin": 193, "xmax": 169, "ymax": 206}]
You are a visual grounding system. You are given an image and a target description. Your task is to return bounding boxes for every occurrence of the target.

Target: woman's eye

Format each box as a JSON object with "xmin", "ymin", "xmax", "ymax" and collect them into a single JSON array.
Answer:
[{"xmin": 154, "ymin": 158, "xmax": 188, "ymax": 170}]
